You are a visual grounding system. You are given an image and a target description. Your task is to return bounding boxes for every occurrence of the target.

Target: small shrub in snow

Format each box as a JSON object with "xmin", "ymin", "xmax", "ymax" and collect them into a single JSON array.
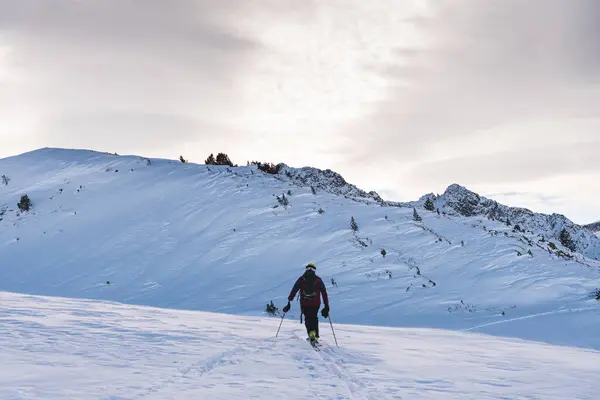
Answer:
[
  {"xmin": 1, "ymin": 175, "xmax": 9, "ymax": 186},
  {"xmin": 253, "ymin": 161, "xmax": 281, "ymax": 174},
  {"xmin": 506, "ymin": 218, "xmax": 512, "ymax": 226},
  {"xmin": 318, "ymin": 208, "xmax": 324, "ymax": 214},
  {"xmin": 287, "ymin": 190, "xmax": 292, "ymax": 196},
  {"xmin": 513, "ymin": 224, "xmax": 522, "ymax": 232},
  {"xmin": 311, "ymin": 186, "xmax": 317, "ymax": 195},
  {"xmin": 265, "ymin": 301, "xmax": 279, "ymax": 316},
  {"xmin": 179, "ymin": 155, "xmax": 187, "ymax": 163},
  {"xmin": 436, "ymin": 208, "xmax": 440, "ymax": 215},
  {"xmin": 276, "ymin": 193, "xmax": 289, "ymax": 208},
  {"xmin": 556, "ymin": 250, "xmax": 573, "ymax": 260},
  {"xmin": 356, "ymin": 237, "xmax": 368, "ymax": 247},
  {"xmin": 413, "ymin": 207, "xmax": 422, "ymax": 222},
  {"xmin": 594, "ymin": 289, "xmax": 600, "ymax": 301},
  {"xmin": 350, "ymin": 216, "xmax": 359, "ymax": 232},
  {"xmin": 424, "ymin": 198, "xmax": 435, "ymax": 211},
  {"xmin": 381, "ymin": 248, "xmax": 387, "ymax": 257},
  {"xmin": 559, "ymin": 228, "xmax": 576, "ymax": 252},
  {"xmin": 548, "ymin": 242, "xmax": 557, "ymax": 250},
  {"xmin": 17, "ymin": 195, "xmax": 32, "ymax": 212}
]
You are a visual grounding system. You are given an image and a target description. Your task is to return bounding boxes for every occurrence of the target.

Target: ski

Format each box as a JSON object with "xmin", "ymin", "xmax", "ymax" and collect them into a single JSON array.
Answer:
[{"xmin": 306, "ymin": 338, "xmax": 322, "ymax": 351}]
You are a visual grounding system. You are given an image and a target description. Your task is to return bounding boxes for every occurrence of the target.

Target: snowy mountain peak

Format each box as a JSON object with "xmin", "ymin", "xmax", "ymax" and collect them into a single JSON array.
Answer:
[
  {"xmin": 585, "ymin": 220, "xmax": 600, "ymax": 234},
  {"xmin": 275, "ymin": 164, "xmax": 384, "ymax": 204},
  {"xmin": 443, "ymin": 183, "xmax": 470, "ymax": 194},
  {"xmin": 416, "ymin": 184, "xmax": 600, "ymax": 260}
]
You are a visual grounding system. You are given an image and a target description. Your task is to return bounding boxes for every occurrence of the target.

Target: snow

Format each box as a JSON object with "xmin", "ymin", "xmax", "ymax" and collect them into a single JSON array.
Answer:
[
  {"xmin": 405, "ymin": 184, "xmax": 600, "ymax": 260},
  {"xmin": 2, "ymin": 291, "xmax": 600, "ymax": 400},
  {"xmin": 1, "ymin": 148, "xmax": 600, "ymax": 354},
  {"xmin": 584, "ymin": 220, "xmax": 600, "ymax": 236},
  {"xmin": 1, "ymin": 148, "xmax": 600, "ymax": 397}
]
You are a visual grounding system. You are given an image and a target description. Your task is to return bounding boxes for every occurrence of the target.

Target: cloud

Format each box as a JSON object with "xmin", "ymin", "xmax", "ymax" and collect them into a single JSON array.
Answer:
[
  {"xmin": 0, "ymin": 0, "xmax": 263, "ymax": 152},
  {"xmin": 41, "ymin": 112, "xmax": 222, "ymax": 152},
  {"xmin": 336, "ymin": 0, "xmax": 600, "ymax": 166},
  {"xmin": 1, "ymin": 0, "xmax": 599, "ymax": 223},
  {"xmin": 483, "ymin": 192, "xmax": 563, "ymax": 204},
  {"xmin": 403, "ymin": 140, "xmax": 600, "ymax": 186}
]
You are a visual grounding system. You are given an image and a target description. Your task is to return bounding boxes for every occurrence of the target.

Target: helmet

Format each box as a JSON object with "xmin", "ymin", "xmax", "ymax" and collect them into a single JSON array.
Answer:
[{"xmin": 305, "ymin": 263, "xmax": 316, "ymax": 271}]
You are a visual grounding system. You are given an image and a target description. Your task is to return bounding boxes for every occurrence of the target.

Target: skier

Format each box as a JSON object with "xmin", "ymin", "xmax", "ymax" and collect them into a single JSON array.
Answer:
[{"xmin": 282, "ymin": 263, "xmax": 330, "ymax": 344}]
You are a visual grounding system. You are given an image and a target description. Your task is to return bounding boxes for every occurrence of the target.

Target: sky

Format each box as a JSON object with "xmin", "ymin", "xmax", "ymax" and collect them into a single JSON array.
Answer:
[{"xmin": 1, "ymin": 0, "xmax": 599, "ymax": 224}]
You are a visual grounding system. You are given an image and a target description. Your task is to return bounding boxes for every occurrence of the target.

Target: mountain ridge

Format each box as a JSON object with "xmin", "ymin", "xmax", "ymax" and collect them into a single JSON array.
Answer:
[
  {"xmin": 584, "ymin": 220, "xmax": 600, "ymax": 234},
  {"xmin": 3, "ymin": 147, "xmax": 599, "ymax": 261},
  {"xmin": 2, "ymin": 147, "xmax": 600, "ymax": 351}
]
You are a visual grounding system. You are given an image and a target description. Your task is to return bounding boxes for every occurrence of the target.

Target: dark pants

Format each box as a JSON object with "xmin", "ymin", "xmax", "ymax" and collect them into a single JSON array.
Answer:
[{"xmin": 302, "ymin": 306, "xmax": 320, "ymax": 337}]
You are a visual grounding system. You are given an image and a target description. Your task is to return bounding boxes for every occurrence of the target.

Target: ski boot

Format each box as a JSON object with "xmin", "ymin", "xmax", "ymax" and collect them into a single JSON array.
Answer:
[{"xmin": 308, "ymin": 330, "xmax": 319, "ymax": 345}]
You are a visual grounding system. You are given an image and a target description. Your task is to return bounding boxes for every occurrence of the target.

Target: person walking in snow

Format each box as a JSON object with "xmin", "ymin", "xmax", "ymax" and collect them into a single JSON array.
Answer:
[{"xmin": 283, "ymin": 263, "xmax": 330, "ymax": 343}]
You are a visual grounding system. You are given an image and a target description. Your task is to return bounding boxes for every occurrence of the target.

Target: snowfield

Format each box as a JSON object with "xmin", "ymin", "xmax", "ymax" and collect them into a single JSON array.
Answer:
[
  {"xmin": 1, "ymin": 148, "xmax": 600, "ymax": 398},
  {"xmin": 2, "ymin": 291, "xmax": 600, "ymax": 400},
  {"xmin": 1, "ymin": 148, "xmax": 600, "ymax": 351}
]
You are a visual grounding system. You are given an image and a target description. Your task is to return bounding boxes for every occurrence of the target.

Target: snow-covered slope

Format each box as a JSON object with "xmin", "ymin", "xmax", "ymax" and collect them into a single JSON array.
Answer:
[
  {"xmin": 273, "ymin": 162, "xmax": 600, "ymax": 260},
  {"xmin": 2, "ymin": 291, "xmax": 600, "ymax": 400},
  {"xmin": 1, "ymin": 148, "xmax": 600, "ymax": 351},
  {"xmin": 403, "ymin": 184, "xmax": 600, "ymax": 261},
  {"xmin": 585, "ymin": 220, "xmax": 600, "ymax": 236},
  {"xmin": 276, "ymin": 163, "xmax": 385, "ymax": 204}
]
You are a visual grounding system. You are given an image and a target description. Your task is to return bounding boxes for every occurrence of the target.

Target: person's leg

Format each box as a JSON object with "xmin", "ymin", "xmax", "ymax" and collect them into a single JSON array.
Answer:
[{"xmin": 303, "ymin": 306, "xmax": 319, "ymax": 338}]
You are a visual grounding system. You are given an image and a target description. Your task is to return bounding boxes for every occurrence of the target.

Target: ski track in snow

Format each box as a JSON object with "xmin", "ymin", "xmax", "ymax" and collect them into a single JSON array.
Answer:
[{"xmin": 2, "ymin": 292, "xmax": 600, "ymax": 399}]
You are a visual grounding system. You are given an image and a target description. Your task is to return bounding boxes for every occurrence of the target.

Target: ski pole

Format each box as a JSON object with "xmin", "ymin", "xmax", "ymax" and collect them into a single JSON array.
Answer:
[
  {"xmin": 328, "ymin": 316, "xmax": 339, "ymax": 347},
  {"xmin": 275, "ymin": 312, "xmax": 286, "ymax": 338}
]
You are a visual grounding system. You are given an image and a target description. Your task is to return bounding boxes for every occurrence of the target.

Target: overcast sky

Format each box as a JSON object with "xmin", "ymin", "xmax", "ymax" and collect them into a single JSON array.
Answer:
[{"xmin": 1, "ymin": 0, "xmax": 599, "ymax": 224}]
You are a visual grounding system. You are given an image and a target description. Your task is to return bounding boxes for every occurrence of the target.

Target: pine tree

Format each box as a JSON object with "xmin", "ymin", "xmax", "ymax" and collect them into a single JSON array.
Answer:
[
  {"xmin": 559, "ymin": 228, "xmax": 576, "ymax": 252},
  {"xmin": 265, "ymin": 301, "xmax": 279, "ymax": 316},
  {"xmin": 215, "ymin": 152, "xmax": 233, "ymax": 166},
  {"xmin": 17, "ymin": 194, "xmax": 32, "ymax": 212},
  {"xmin": 350, "ymin": 216, "xmax": 359, "ymax": 232},
  {"xmin": 424, "ymin": 198, "xmax": 435, "ymax": 211},
  {"xmin": 205, "ymin": 153, "xmax": 216, "ymax": 165},
  {"xmin": 413, "ymin": 207, "xmax": 422, "ymax": 222}
]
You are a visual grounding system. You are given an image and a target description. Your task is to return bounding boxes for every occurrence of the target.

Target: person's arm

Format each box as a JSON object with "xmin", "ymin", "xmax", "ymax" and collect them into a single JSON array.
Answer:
[
  {"xmin": 288, "ymin": 278, "xmax": 301, "ymax": 302},
  {"xmin": 283, "ymin": 278, "xmax": 301, "ymax": 313},
  {"xmin": 320, "ymin": 278, "xmax": 329, "ymax": 306}
]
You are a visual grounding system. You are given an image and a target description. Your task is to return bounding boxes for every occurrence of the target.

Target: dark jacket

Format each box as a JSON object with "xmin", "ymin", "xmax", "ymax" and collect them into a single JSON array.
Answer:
[{"xmin": 287, "ymin": 272, "xmax": 329, "ymax": 307}]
